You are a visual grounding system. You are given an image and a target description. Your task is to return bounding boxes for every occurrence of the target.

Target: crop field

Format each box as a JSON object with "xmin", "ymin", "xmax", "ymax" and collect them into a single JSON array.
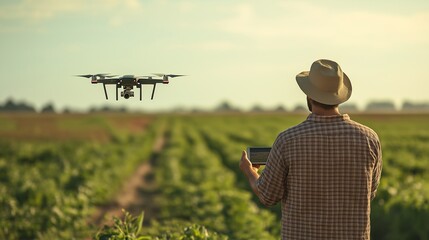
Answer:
[{"xmin": 1, "ymin": 112, "xmax": 428, "ymax": 239}]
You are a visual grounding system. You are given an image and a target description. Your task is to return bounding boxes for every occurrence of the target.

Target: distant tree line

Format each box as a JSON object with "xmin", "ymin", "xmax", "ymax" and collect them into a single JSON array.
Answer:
[
  {"xmin": 0, "ymin": 99, "xmax": 36, "ymax": 112},
  {"xmin": 209, "ymin": 100, "xmax": 429, "ymax": 113},
  {"xmin": 0, "ymin": 99, "xmax": 131, "ymax": 113},
  {"xmin": 0, "ymin": 99, "xmax": 59, "ymax": 113},
  {"xmin": 1, "ymin": 98, "xmax": 429, "ymax": 113}
]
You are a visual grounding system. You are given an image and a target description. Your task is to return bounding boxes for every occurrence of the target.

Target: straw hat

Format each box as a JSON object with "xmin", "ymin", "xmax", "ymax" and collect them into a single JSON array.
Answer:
[{"xmin": 296, "ymin": 59, "xmax": 352, "ymax": 105}]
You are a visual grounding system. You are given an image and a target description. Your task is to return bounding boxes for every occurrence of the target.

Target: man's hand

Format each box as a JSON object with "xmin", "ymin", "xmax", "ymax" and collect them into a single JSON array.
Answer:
[
  {"xmin": 239, "ymin": 150, "xmax": 260, "ymax": 176},
  {"xmin": 239, "ymin": 150, "xmax": 261, "ymax": 196}
]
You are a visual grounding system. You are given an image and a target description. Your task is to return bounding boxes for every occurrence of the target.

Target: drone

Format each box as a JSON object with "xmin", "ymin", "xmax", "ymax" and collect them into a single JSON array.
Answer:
[{"xmin": 76, "ymin": 73, "xmax": 185, "ymax": 100}]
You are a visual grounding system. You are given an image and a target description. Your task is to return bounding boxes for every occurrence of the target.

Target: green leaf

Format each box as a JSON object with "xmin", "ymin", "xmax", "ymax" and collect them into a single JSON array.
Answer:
[{"xmin": 136, "ymin": 211, "xmax": 145, "ymax": 235}]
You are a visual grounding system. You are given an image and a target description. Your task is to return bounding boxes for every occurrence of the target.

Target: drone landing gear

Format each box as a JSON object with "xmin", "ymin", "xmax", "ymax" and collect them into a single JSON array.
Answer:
[
  {"xmin": 138, "ymin": 84, "xmax": 142, "ymax": 101},
  {"xmin": 103, "ymin": 83, "xmax": 108, "ymax": 100},
  {"xmin": 136, "ymin": 84, "xmax": 156, "ymax": 100},
  {"xmin": 151, "ymin": 84, "xmax": 156, "ymax": 100},
  {"xmin": 111, "ymin": 83, "xmax": 157, "ymax": 100}
]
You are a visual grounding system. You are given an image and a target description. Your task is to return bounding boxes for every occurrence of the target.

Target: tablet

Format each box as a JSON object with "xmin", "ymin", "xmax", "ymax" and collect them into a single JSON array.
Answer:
[{"xmin": 247, "ymin": 147, "xmax": 271, "ymax": 165}]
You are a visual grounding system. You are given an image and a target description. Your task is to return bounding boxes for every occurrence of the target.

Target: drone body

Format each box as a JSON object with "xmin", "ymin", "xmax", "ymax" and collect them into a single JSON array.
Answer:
[{"xmin": 77, "ymin": 73, "xmax": 184, "ymax": 100}]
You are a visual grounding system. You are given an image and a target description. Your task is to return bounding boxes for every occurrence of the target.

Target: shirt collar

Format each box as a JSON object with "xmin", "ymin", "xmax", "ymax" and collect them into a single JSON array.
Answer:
[{"xmin": 306, "ymin": 113, "xmax": 350, "ymax": 123}]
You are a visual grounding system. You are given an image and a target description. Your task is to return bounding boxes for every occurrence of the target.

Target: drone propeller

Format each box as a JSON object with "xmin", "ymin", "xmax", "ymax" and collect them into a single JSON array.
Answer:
[
  {"xmin": 153, "ymin": 73, "xmax": 186, "ymax": 78},
  {"xmin": 76, "ymin": 74, "xmax": 93, "ymax": 78},
  {"xmin": 95, "ymin": 73, "xmax": 111, "ymax": 77},
  {"xmin": 76, "ymin": 73, "xmax": 117, "ymax": 78}
]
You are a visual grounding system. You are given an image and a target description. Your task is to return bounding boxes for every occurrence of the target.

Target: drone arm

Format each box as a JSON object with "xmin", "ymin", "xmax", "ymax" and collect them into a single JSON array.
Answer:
[
  {"xmin": 138, "ymin": 79, "xmax": 163, "ymax": 84},
  {"xmin": 97, "ymin": 79, "xmax": 119, "ymax": 84}
]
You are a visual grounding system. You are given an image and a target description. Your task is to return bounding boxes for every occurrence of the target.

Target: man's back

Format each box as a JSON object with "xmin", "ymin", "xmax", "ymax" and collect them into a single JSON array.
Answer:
[
  {"xmin": 240, "ymin": 59, "xmax": 383, "ymax": 240},
  {"xmin": 256, "ymin": 114, "xmax": 382, "ymax": 239}
]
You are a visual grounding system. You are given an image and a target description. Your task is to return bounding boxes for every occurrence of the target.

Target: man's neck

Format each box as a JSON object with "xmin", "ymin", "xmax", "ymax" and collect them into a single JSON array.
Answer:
[{"xmin": 311, "ymin": 107, "xmax": 341, "ymax": 116}]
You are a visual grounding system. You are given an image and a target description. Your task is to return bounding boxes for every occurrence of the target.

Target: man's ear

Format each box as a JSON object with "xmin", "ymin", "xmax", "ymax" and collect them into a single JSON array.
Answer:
[{"xmin": 306, "ymin": 96, "xmax": 313, "ymax": 112}]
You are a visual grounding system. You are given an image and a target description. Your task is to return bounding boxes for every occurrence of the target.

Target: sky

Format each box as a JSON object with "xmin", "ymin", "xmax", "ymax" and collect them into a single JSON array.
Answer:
[{"xmin": 1, "ymin": 0, "xmax": 428, "ymax": 112}]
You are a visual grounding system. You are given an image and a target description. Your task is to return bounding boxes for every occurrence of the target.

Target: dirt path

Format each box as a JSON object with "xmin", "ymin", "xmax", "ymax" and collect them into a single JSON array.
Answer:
[{"xmin": 91, "ymin": 132, "xmax": 165, "ymax": 226}]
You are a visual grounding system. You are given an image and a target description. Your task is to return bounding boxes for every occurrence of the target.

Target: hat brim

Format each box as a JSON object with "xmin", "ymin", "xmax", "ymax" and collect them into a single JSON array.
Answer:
[{"xmin": 296, "ymin": 71, "xmax": 352, "ymax": 105}]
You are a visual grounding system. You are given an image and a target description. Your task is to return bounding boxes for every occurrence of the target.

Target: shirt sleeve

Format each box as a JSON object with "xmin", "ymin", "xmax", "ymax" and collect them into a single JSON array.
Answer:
[
  {"xmin": 370, "ymin": 137, "xmax": 383, "ymax": 200},
  {"xmin": 256, "ymin": 134, "xmax": 288, "ymax": 206}
]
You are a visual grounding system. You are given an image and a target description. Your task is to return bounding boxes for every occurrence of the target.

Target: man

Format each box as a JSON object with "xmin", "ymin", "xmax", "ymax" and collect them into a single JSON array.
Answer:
[{"xmin": 240, "ymin": 59, "xmax": 382, "ymax": 239}]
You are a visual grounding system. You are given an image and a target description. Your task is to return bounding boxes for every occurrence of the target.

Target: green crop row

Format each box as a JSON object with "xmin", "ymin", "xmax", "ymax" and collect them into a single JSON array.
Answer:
[
  {"xmin": 144, "ymin": 117, "xmax": 278, "ymax": 240},
  {"xmin": 0, "ymin": 117, "xmax": 161, "ymax": 239}
]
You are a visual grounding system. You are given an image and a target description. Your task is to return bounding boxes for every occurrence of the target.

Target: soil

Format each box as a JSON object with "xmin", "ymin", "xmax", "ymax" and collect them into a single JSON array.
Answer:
[{"xmin": 91, "ymin": 131, "xmax": 165, "ymax": 227}]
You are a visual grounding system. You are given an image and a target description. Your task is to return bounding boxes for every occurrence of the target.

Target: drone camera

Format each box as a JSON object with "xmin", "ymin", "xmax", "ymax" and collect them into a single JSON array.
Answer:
[{"xmin": 121, "ymin": 89, "xmax": 134, "ymax": 99}]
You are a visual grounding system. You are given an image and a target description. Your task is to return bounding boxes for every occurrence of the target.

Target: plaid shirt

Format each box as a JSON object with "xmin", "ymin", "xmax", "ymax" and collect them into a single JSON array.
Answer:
[{"xmin": 257, "ymin": 114, "xmax": 382, "ymax": 240}]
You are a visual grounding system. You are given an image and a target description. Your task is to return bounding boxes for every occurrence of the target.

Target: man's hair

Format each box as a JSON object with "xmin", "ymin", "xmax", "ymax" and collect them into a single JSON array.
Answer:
[{"xmin": 311, "ymin": 99, "xmax": 339, "ymax": 109}]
